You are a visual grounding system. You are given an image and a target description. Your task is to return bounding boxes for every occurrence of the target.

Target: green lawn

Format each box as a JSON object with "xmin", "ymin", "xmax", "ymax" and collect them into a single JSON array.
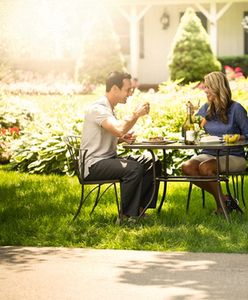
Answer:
[{"xmin": 1, "ymin": 165, "xmax": 248, "ymax": 252}]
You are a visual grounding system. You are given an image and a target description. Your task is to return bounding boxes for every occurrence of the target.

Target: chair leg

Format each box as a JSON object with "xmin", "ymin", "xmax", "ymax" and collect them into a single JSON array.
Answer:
[
  {"xmin": 113, "ymin": 183, "xmax": 123, "ymax": 223},
  {"xmin": 113, "ymin": 183, "xmax": 120, "ymax": 214},
  {"xmin": 157, "ymin": 181, "xmax": 167, "ymax": 213},
  {"xmin": 232, "ymin": 175, "xmax": 237, "ymax": 199},
  {"xmin": 73, "ymin": 185, "xmax": 85, "ymax": 221},
  {"xmin": 202, "ymin": 188, "xmax": 205, "ymax": 208},
  {"xmin": 241, "ymin": 175, "xmax": 246, "ymax": 207},
  {"xmin": 235, "ymin": 175, "xmax": 239, "ymax": 200},
  {"xmin": 90, "ymin": 183, "xmax": 117, "ymax": 215},
  {"xmin": 73, "ymin": 185, "xmax": 101, "ymax": 220},
  {"xmin": 186, "ymin": 182, "xmax": 193, "ymax": 212},
  {"xmin": 90, "ymin": 185, "xmax": 102, "ymax": 215}
]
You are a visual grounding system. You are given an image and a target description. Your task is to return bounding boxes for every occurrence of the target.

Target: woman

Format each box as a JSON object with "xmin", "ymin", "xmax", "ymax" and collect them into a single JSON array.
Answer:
[{"xmin": 182, "ymin": 71, "xmax": 248, "ymax": 214}]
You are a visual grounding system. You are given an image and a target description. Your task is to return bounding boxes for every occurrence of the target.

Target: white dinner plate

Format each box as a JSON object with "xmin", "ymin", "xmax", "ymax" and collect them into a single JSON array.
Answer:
[
  {"xmin": 141, "ymin": 139, "xmax": 174, "ymax": 145},
  {"xmin": 199, "ymin": 136, "xmax": 223, "ymax": 144}
]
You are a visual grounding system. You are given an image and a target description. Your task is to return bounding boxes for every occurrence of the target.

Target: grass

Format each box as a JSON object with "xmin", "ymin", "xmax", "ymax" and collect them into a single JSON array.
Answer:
[{"xmin": 1, "ymin": 164, "xmax": 248, "ymax": 253}]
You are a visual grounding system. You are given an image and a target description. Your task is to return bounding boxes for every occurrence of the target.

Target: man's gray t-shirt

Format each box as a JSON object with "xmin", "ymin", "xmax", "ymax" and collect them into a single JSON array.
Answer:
[{"xmin": 80, "ymin": 96, "xmax": 118, "ymax": 178}]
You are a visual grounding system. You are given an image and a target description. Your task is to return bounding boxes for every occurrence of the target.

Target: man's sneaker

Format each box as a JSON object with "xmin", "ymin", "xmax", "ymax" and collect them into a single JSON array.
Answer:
[{"xmin": 115, "ymin": 215, "xmax": 137, "ymax": 225}]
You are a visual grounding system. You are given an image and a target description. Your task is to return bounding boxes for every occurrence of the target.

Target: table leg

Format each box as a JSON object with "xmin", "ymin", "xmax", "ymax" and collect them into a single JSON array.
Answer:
[
  {"xmin": 216, "ymin": 149, "xmax": 230, "ymax": 222},
  {"xmin": 157, "ymin": 149, "xmax": 168, "ymax": 213}
]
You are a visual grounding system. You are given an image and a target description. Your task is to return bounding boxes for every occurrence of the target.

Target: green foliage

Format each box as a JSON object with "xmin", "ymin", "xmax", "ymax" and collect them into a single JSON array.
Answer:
[
  {"xmin": 2, "ymin": 93, "xmax": 91, "ymax": 173},
  {"xmin": 218, "ymin": 55, "xmax": 248, "ymax": 77},
  {"xmin": 168, "ymin": 7, "xmax": 221, "ymax": 83},
  {"xmin": 2, "ymin": 78, "xmax": 248, "ymax": 175},
  {"xmin": 75, "ymin": 11, "xmax": 126, "ymax": 85},
  {"xmin": 0, "ymin": 95, "xmax": 34, "ymax": 129},
  {"xmin": 0, "ymin": 95, "xmax": 35, "ymax": 163},
  {"xmin": 10, "ymin": 134, "xmax": 71, "ymax": 174}
]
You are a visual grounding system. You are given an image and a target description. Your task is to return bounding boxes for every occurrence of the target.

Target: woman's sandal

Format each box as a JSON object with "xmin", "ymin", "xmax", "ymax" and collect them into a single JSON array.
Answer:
[
  {"xmin": 224, "ymin": 195, "xmax": 243, "ymax": 214},
  {"xmin": 212, "ymin": 195, "xmax": 243, "ymax": 216}
]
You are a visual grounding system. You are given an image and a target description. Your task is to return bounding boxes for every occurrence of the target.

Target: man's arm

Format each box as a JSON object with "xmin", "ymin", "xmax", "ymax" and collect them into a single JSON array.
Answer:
[{"xmin": 101, "ymin": 102, "xmax": 150, "ymax": 138}]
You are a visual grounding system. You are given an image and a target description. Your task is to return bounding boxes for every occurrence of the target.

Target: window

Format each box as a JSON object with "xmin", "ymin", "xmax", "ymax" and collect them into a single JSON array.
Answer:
[{"xmin": 196, "ymin": 12, "xmax": 207, "ymax": 31}]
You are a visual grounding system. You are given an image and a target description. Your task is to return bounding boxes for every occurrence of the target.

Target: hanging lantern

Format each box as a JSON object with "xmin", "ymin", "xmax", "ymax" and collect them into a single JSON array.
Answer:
[{"xmin": 160, "ymin": 10, "xmax": 170, "ymax": 30}]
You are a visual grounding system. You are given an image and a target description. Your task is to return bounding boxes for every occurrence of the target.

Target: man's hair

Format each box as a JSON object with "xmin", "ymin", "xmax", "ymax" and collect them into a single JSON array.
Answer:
[{"xmin": 106, "ymin": 71, "xmax": 131, "ymax": 92}]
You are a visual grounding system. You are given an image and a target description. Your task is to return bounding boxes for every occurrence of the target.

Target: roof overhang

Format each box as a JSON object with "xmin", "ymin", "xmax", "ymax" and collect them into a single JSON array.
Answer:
[{"xmin": 102, "ymin": 0, "xmax": 248, "ymax": 5}]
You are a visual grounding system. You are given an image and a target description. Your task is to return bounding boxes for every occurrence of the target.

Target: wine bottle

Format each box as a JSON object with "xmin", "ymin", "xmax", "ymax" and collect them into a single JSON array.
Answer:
[{"xmin": 182, "ymin": 102, "xmax": 195, "ymax": 145}]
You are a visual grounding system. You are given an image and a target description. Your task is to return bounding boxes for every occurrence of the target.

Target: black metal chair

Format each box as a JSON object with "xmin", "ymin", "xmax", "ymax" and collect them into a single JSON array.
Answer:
[
  {"xmin": 186, "ymin": 147, "xmax": 248, "ymax": 212},
  {"xmin": 63, "ymin": 136, "xmax": 121, "ymax": 221},
  {"xmin": 186, "ymin": 169, "xmax": 247, "ymax": 212}
]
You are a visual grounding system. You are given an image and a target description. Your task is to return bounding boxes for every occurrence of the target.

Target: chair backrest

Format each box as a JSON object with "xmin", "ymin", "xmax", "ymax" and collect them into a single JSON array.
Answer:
[{"xmin": 63, "ymin": 135, "xmax": 86, "ymax": 183}]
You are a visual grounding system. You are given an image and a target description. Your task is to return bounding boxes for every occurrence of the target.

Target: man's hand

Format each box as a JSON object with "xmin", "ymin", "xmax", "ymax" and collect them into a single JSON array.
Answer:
[
  {"xmin": 119, "ymin": 132, "xmax": 136, "ymax": 144},
  {"xmin": 134, "ymin": 102, "xmax": 150, "ymax": 118},
  {"xmin": 102, "ymin": 102, "xmax": 150, "ymax": 138}
]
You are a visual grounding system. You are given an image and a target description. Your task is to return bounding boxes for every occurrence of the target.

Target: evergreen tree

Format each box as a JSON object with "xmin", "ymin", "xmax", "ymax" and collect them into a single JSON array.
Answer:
[
  {"xmin": 168, "ymin": 7, "xmax": 221, "ymax": 83},
  {"xmin": 75, "ymin": 11, "xmax": 126, "ymax": 85}
]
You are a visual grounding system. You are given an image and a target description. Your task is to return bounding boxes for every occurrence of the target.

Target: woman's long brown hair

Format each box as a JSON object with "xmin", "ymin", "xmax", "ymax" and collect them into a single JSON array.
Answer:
[{"xmin": 204, "ymin": 71, "xmax": 232, "ymax": 124}]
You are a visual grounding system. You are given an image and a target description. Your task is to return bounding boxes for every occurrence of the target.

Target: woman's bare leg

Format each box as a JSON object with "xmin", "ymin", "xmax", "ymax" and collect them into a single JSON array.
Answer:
[{"xmin": 182, "ymin": 159, "xmax": 225, "ymax": 210}]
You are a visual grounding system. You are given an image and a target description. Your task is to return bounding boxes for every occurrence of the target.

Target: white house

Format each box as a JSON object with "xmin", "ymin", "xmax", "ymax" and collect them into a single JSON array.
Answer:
[
  {"xmin": 106, "ymin": 0, "xmax": 248, "ymax": 84},
  {"xmin": 1, "ymin": 0, "xmax": 247, "ymax": 85}
]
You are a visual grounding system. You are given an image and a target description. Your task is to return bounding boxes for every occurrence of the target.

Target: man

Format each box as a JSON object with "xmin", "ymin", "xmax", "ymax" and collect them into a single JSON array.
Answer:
[{"xmin": 80, "ymin": 71, "xmax": 161, "ymax": 219}]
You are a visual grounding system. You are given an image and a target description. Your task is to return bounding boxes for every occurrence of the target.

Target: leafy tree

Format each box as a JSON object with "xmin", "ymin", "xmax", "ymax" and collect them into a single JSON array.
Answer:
[
  {"xmin": 75, "ymin": 11, "xmax": 126, "ymax": 85},
  {"xmin": 168, "ymin": 7, "xmax": 221, "ymax": 83}
]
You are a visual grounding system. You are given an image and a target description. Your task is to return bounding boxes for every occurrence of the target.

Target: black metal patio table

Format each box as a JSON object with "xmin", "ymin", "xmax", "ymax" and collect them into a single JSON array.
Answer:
[{"xmin": 123, "ymin": 140, "xmax": 248, "ymax": 222}]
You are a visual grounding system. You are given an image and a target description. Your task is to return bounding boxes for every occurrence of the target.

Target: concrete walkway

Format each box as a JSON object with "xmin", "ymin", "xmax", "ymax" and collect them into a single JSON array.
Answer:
[{"xmin": 0, "ymin": 247, "xmax": 248, "ymax": 300}]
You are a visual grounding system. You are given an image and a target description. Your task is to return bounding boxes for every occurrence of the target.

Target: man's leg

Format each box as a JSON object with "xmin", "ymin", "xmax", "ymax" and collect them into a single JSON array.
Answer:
[
  {"xmin": 128, "ymin": 155, "xmax": 162, "ymax": 209},
  {"xmin": 86, "ymin": 158, "xmax": 144, "ymax": 216}
]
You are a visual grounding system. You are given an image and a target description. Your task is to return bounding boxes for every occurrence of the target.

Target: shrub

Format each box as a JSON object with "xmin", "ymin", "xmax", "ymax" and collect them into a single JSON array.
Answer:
[
  {"xmin": 218, "ymin": 56, "xmax": 248, "ymax": 77},
  {"xmin": 8, "ymin": 95, "xmax": 84, "ymax": 173},
  {"xmin": 224, "ymin": 65, "xmax": 245, "ymax": 80},
  {"xmin": 0, "ymin": 95, "xmax": 36, "ymax": 163},
  {"xmin": 0, "ymin": 127, "xmax": 20, "ymax": 163},
  {"xmin": 0, "ymin": 96, "xmax": 35, "ymax": 130},
  {"xmin": 10, "ymin": 133, "xmax": 71, "ymax": 174},
  {"xmin": 168, "ymin": 7, "xmax": 221, "ymax": 83}
]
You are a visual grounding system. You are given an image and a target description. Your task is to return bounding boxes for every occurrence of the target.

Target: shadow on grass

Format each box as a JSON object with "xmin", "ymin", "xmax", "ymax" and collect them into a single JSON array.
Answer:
[{"xmin": 1, "ymin": 167, "xmax": 248, "ymax": 253}]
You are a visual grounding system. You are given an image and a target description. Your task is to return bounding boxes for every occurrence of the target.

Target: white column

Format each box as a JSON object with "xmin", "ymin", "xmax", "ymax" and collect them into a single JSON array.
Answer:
[
  {"xmin": 130, "ymin": 6, "xmax": 139, "ymax": 77},
  {"xmin": 195, "ymin": 1, "xmax": 233, "ymax": 56},
  {"xmin": 209, "ymin": 2, "xmax": 218, "ymax": 55},
  {"xmin": 118, "ymin": 4, "xmax": 151, "ymax": 78}
]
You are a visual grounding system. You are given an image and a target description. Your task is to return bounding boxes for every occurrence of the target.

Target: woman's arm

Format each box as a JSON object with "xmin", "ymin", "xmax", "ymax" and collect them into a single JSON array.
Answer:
[{"xmin": 235, "ymin": 104, "xmax": 248, "ymax": 140}]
